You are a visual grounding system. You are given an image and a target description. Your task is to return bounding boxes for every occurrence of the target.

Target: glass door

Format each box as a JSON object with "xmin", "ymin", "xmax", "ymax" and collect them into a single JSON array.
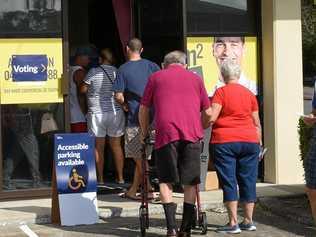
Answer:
[{"xmin": 0, "ymin": 0, "xmax": 65, "ymax": 196}]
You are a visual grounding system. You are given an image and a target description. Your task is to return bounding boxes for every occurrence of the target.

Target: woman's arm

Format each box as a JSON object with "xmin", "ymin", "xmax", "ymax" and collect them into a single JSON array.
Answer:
[
  {"xmin": 210, "ymin": 103, "xmax": 222, "ymax": 126},
  {"xmin": 252, "ymin": 111, "xmax": 262, "ymax": 145}
]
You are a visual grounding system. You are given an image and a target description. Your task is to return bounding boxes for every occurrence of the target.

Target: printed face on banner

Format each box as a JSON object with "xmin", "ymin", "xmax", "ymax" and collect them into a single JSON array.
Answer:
[
  {"xmin": 187, "ymin": 36, "xmax": 258, "ymax": 96},
  {"xmin": 54, "ymin": 134, "xmax": 97, "ymax": 194},
  {"xmin": 0, "ymin": 38, "xmax": 63, "ymax": 104},
  {"xmin": 212, "ymin": 37, "xmax": 245, "ymax": 67}
]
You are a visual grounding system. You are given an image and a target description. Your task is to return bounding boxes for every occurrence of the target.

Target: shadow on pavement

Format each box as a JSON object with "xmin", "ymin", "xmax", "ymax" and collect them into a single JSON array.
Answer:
[
  {"xmin": 252, "ymin": 204, "xmax": 316, "ymax": 236},
  {"xmin": 41, "ymin": 216, "xmax": 168, "ymax": 237}
]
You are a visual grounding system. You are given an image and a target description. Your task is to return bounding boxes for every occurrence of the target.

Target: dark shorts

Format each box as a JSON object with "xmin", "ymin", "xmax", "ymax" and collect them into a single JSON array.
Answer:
[
  {"xmin": 155, "ymin": 140, "xmax": 202, "ymax": 186},
  {"xmin": 213, "ymin": 142, "xmax": 260, "ymax": 203},
  {"xmin": 305, "ymin": 137, "xmax": 316, "ymax": 189}
]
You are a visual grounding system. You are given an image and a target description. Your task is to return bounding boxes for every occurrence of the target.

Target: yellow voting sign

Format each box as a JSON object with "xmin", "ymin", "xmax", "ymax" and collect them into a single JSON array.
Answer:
[
  {"xmin": 187, "ymin": 36, "xmax": 258, "ymax": 96},
  {"xmin": 0, "ymin": 38, "xmax": 63, "ymax": 104}
]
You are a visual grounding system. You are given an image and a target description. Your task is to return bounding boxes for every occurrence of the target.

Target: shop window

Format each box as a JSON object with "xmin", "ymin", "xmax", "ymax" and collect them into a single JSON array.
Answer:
[
  {"xmin": 186, "ymin": 0, "xmax": 259, "ymax": 35},
  {"xmin": 1, "ymin": 103, "xmax": 64, "ymax": 190},
  {"xmin": 0, "ymin": 0, "xmax": 62, "ymax": 38}
]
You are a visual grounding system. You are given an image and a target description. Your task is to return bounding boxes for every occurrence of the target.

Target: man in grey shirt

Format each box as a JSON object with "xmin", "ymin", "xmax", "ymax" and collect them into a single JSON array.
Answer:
[{"xmin": 81, "ymin": 48, "xmax": 125, "ymax": 185}]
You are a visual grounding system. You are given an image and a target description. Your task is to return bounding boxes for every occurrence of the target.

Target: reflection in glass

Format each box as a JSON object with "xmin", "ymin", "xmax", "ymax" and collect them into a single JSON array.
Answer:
[
  {"xmin": 199, "ymin": 0, "xmax": 247, "ymax": 11},
  {"xmin": 0, "ymin": 0, "xmax": 62, "ymax": 37},
  {"xmin": 1, "ymin": 103, "xmax": 64, "ymax": 190},
  {"xmin": 186, "ymin": 0, "xmax": 258, "ymax": 35}
]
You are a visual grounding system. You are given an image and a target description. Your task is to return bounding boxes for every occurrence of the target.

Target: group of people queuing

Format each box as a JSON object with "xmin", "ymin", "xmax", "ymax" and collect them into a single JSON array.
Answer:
[{"xmin": 70, "ymin": 37, "xmax": 262, "ymax": 236}]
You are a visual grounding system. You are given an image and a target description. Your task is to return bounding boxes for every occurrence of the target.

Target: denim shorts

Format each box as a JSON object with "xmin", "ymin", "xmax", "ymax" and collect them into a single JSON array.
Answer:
[{"xmin": 212, "ymin": 142, "xmax": 260, "ymax": 203}]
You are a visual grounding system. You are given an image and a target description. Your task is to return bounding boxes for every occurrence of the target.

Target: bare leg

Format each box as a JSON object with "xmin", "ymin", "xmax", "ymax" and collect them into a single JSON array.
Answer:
[
  {"xmin": 95, "ymin": 137, "xmax": 105, "ymax": 184},
  {"xmin": 225, "ymin": 201, "xmax": 238, "ymax": 226},
  {"xmin": 126, "ymin": 158, "xmax": 153, "ymax": 197},
  {"xmin": 306, "ymin": 187, "xmax": 316, "ymax": 225},
  {"xmin": 125, "ymin": 158, "xmax": 141, "ymax": 197},
  {"xmin": 109, "ymin": 136, "xmax": 124, "ymax": 183},
  {"xmin": 183, "ymin": 185, "xmax": 196, "ymax": 204},
  {"xmin": 160, "ymin": 183, "xmax": 173, "ymax": 203},
  {"xmin": 242, "ymin": 202, "xmax": 255, "ymax": 224}
]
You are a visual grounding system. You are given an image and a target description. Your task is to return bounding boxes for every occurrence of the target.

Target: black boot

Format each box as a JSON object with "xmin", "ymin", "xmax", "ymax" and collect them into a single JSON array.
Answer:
[
  {"xmin": 178, "ymin": 202, "xmax": 195, "ymax": 236},
  {"xmin": 163, "ymin": 202, "xmax": 178, "ymax": 236}
]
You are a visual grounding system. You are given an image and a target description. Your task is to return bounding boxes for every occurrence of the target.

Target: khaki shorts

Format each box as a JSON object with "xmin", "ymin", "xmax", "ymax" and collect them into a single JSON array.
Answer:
[{"xmin": 125, "ymin": 126, "xmax": 154, "ymax": 159}]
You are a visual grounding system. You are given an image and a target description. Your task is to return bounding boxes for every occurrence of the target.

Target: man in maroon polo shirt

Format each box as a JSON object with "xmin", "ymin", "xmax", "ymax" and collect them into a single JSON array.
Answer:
[{"xmin": 139, "ymin": 51, "xmax": 211, "ymax": 237}]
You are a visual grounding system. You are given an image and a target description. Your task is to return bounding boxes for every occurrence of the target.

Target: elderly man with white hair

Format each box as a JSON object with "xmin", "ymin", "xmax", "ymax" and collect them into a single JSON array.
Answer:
[{"xmin": 139, "ymin": 50, "xmax": 211, "ymax": 237}]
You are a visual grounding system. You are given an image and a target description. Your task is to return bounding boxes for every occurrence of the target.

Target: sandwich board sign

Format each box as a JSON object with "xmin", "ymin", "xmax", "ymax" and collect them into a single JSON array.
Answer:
[{"xmin": 54, "ymin": 133, "xmax": 98, "ymax": 226}]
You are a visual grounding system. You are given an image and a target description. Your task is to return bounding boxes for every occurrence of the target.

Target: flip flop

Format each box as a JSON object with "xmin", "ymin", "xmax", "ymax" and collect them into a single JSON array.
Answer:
[
  {"xmin": 116, "ymin": 180, "xmax": 125, "ymax": 185},
  {"xmin": 135, "ymin": 192, "xmax": 157, "ymax": 200},
  {"xmin": 150, "ymin": 196, "xmax": 161, "ymax": 204},
  {"xmin": 119, "ymin": 192, "xmax": 142, "ymax": 201}
]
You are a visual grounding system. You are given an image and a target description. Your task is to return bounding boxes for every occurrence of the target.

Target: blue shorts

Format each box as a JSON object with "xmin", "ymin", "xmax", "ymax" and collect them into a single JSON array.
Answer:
[{"xmin": 213, "ymin": 142, "xmax": 260, "ymax": 203}]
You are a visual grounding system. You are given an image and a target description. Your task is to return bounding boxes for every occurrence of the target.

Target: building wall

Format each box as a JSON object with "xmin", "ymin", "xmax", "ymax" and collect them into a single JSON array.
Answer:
[{"xmin": 262, "ymin": 0, "xmax": 304, "ymax": 184}]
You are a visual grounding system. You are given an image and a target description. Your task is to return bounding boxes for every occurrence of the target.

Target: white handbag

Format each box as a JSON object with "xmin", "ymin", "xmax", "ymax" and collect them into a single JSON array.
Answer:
[{"xmin": 41, "ymin": 112, "xmax": 58, "ymax": 134}]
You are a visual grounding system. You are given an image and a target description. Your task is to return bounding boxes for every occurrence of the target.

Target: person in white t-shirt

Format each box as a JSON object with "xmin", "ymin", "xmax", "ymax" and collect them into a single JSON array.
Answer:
[
  {"xmin": 69, "ymin": 48, "xmax": 90, "ymax": 132},
  {"xmin": 210, "ymin": 36, "xmax": 257, "ymax": 96}
]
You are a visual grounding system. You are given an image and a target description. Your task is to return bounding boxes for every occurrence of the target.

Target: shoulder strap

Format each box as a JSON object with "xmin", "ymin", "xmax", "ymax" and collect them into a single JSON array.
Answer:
[{"xmin": 99, "ymin": 66, "xmax": 114, "ymax": 84}]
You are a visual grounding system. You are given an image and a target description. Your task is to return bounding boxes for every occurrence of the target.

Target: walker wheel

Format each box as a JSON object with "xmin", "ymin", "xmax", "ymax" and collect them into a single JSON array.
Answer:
[
  {"xmin": 139, "ymin": 207, "xmax": 148, "ymax": 236},
  {"xmin": 199, "ymin": 212, "xmax": 208, "ymax": 235}
]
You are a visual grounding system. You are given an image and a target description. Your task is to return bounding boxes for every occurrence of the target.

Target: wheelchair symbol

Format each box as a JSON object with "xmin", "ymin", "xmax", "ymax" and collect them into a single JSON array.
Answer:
[{"xmin": 68, "ymin": 168, "xmax": 86, "ymax": 191}]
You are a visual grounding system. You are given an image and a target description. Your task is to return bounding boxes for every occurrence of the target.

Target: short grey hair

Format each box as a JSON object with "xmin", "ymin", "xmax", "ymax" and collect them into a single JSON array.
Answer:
[
  {"xmin": 163, "ymin": 51, "xmax": 187, "ymax": 67},
  {"xmin": 220, "ymin": 59, "xmax": 241, "ymax": 83}
]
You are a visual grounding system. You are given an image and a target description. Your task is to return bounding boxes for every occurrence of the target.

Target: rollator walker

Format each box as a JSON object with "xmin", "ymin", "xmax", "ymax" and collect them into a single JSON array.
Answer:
[
  {"xmin": 139, "ymin": 136, "xmax": 155, "ymax": 237},
  {"xmin": 139, "ymin": 138, "xmax": 208, "ymax": 236}
]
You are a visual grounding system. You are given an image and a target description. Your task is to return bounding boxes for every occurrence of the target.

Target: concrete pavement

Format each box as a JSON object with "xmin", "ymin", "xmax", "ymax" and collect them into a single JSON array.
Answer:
[
  {"xmin": 0, "ymin": 201, "xmax": 315, "ymax": 237},
  {"xmin": 0, "ymin": 183, "xmax": 307, "ymax": 227}
]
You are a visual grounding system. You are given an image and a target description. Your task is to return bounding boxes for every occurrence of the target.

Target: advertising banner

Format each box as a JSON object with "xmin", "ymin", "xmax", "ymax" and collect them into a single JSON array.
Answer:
[
  {"xmin": 0, "ymin": 38, "xmax": 63, "ymax": 104},
  {"xmin": 187, "ymin": 36, "xmax": 258, "ymax": 96},
  {"xmin": 54, "ymin": 133, "xmax": 98, "ymax": 226}
]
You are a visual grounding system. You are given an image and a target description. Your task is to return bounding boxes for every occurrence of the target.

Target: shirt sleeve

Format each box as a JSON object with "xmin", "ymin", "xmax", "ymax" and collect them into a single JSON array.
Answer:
[
  {"xmin": 83, "ymin": 68, "xmax": 94, "ymax": 85},
  {"xmin": 112, "ymin": 69, "xmax": 125, "ymax": 92},
  {"xmin": 199, "ymin": 80, "xmax": 210, "ymax": 111},
  {"xmin": 141, "ymin": 76, "xmax": 154, "ymax": 108},
  {"xmin": 150, "ymin": 62, "xmax": 160, "ymax": 73},
  {"xmin": 212, "ymin": 88, "xmax": 224, "ymax": 106},
  {"xmin": 251, "ymin": 95, "xmax": 259, "ymax": 112}
]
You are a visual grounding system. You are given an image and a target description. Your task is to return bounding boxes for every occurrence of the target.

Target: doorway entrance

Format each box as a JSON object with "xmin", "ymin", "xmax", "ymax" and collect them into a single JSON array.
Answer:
[
  {"xmin": 67, "ymin": 0, "xmax": 129, "ymax": 184},
  {"xmin": 66, "ymin": 0, "xmax": 184, "ymax": 184},
  {"xmin": 68, "ymin": 0, "xmax": 125, "ymax": 67}
]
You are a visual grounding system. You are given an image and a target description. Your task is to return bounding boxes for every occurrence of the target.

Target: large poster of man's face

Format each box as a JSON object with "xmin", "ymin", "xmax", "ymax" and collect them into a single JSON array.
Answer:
[{"xmin": 187, "ymin": 36, "xmax": 258, "ymax": 96}]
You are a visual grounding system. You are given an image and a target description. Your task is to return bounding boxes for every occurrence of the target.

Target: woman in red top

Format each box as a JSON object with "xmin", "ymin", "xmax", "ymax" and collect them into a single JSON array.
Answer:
[{"xmin": 209, "ymin": 59, "xmax": 262, "ymax": 234}]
